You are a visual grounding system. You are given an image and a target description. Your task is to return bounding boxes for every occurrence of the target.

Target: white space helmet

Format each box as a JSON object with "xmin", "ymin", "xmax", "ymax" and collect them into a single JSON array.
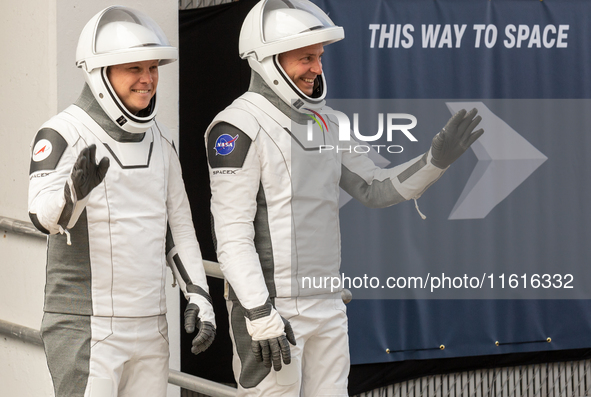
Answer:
[
  {"xmin": 239, "ymin": 0, "xmax": 344, "ymax": 112},
  {"xmin": 76, "ymin": 6, "xmax": 178, "ymax": 133}
]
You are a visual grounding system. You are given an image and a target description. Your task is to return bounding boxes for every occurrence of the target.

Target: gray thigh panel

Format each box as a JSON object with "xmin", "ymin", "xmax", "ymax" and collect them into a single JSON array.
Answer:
[
  {"xmin": 41, "ymin": 312, "xmax": 91, "ymax": 397},
  {"xmin": 231, "ymin": 300, "xmax": 271, "ymax": 388}
]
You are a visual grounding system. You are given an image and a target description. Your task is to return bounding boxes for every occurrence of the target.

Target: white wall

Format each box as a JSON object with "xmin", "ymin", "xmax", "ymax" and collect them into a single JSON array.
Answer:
[{"xmin": 0, "ymin": 1, "xmax": 181, "ymax": 396}]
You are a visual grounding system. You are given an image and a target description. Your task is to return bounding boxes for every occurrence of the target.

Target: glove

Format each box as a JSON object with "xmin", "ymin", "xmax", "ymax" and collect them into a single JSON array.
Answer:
[
  {"xmin": 70, "ymin": 144, "xmax": 110, "ymax": 199},
  {"xmin": 430, "ymin": 108, "xmax": 484, "ymax": 169},
  {"xmin": 184, "ymin": 302, "xmax": 216, "ymax": 355},
  {"xmin": 57, "ymin": 145, "xmax": 109, "ymax": 236},
  {"xmin": 245, "ymin": 301, "xmax": 297, "ymax": 371}
]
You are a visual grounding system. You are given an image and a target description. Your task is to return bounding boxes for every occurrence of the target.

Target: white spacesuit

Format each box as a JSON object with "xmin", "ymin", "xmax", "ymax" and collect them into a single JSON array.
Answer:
[
  {"xmin": 28, "ymin": 6, "xmax": 215, "ymax": 397},
  {"xmin": 205, "ymin": 0, "xmax": 483, "ymax": 396}
]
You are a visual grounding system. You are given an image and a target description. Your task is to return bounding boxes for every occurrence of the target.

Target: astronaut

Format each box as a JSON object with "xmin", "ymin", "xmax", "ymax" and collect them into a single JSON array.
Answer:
[
  {"xmin": 28, "ymin": 6, "xmax": 215, "ymax": 397},
  {"xmin": 205, "ymin": 0, "xmax": 483, "ymax": 395}
]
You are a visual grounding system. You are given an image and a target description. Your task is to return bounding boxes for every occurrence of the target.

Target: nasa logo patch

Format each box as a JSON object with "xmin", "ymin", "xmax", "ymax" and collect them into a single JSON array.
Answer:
[
  {"xmin": 214, "ymin": 134, "xmax": 239, "ymax": 156},
  {"xmin": 32, "ymin": 139, "xmax": 53, "ymax": 162}
]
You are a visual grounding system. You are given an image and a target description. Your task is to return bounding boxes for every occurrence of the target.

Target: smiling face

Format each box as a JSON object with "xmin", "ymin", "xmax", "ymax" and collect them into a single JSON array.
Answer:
[
  {"xmin": 278, "ymin": 43, "xmax": 324, "ymax": 96},
  {"xmin": 107, "ymin": 60, "xmax": 159, "ymax": 115}
]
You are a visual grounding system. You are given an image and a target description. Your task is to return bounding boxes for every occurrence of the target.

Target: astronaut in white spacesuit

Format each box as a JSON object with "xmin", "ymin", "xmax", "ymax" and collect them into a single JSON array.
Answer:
[
  {"xmin": 28, "ymin": 6, "xmax": 215, "ymax": 397},
  {"xmin": 205, "ymin": 0, "xmax": 483, "ymax": 396}
]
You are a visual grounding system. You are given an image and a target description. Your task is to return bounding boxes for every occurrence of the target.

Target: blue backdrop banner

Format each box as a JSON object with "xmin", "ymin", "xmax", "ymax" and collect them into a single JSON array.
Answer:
[{"xmin": 311, "ymin": 0, "xmax": 591, "ymax": 364}]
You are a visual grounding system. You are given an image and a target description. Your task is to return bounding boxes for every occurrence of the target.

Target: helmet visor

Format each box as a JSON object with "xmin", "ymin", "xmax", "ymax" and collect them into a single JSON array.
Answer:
[
  {"xmin": 261, "ymin": 0, "xmax": 338, "ymax": 43},
  {"xmin": 94, "ymin": 7, "xmax": 172, "ymax": 54}
]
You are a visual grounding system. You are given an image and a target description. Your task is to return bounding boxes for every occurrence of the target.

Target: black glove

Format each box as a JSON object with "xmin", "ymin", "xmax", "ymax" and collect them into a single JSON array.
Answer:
[
  {"xmin": 71, "ymin": 144, "xmax": 110, "ymax": 199},
  {"xmin": 184, "ymin": 303, "xmax": 216, "ymax": 355},
  {"xmin": 430, "ymin": 108, "xmax": 484, "ymax": 169}
]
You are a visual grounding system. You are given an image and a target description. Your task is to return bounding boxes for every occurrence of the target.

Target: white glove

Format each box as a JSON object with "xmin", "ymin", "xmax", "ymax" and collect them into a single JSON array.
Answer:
[
  {"xmin": 244, "ymin": 301, "xmax": 296, "ymax": 371},
  {"xmin": 184, "ymin": 295, "xmax": 216, "ymax": 355}
]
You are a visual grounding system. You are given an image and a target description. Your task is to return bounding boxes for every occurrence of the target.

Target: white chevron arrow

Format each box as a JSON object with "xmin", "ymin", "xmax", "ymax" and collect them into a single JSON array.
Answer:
[{"xmin": 446, "ymin": 102, "xmax": 547, "ymax": 220}]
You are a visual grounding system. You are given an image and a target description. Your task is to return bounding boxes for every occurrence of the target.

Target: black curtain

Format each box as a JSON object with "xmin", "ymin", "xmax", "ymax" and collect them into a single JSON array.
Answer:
[
  {"xmin": 179, "ymin": 0, "xmax": 257, "ymax": 386},
  {"xmin": 178, "ymin": 1, "xmax": 591, "ymax": 394}
]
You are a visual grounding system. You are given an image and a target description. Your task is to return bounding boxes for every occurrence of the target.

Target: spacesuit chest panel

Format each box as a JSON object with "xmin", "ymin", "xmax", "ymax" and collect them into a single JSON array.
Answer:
[
  {"xmin": 61, "ymin": 106, "xmax": 169, "ymax": 316},
  {"xmin": 242, "ymin": 94, "xmax": 343, "ymax": 295}
]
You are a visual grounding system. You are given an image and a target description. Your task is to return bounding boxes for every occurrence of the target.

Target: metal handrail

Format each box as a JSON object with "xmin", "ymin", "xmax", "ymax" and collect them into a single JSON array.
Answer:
[
  {"xmin": 0, "ymin": 216, "xmax": 46, "ymax": 238},
  {"xmin": 0, "ymin": 318, "xmax": 44, "ymax": 347},
  {"xmin": 203, "ymin": 259, "xmax": 224, "ymax": 280},
  {"xmin": 168, "ymin": 369, "xmax": 236, "ymax": 396},
  {"xmin": 0, "ymin": 319, "xmax": 237, "ymax": 397}
]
